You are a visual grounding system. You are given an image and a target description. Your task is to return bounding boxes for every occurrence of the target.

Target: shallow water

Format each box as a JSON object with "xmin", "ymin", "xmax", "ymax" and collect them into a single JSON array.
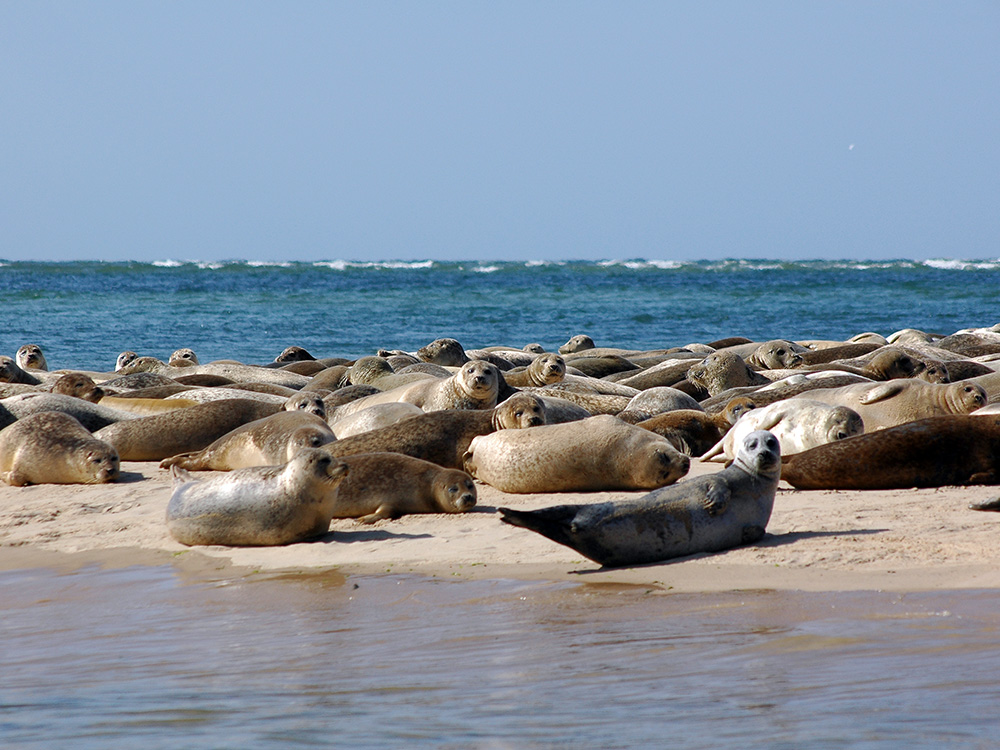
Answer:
[{"xmin": 2, "ymin": 563, "xmax": 998, "ymax": 748}]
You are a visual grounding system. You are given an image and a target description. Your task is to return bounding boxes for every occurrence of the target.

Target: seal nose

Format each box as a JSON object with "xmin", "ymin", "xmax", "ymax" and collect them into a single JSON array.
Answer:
[
  {"xmin": 527, "ymin": 416, "xmax": 544, "ymax": 427},
  {"xmin": 457, "ymin": 494, "xmax": 476, "ymax": 511}
]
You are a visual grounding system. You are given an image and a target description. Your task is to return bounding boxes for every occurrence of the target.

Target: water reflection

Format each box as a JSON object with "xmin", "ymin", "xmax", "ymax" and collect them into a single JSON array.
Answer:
[{"xmin": 2, "ymin": 563, "xmax": 998, "ymax": 748}]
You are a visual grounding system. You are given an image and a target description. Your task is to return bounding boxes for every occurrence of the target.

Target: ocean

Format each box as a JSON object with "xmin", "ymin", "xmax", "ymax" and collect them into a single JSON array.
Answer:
[
  {"xmin": 3, "ymin": 257, "xmax": 1000, "ymax": 748},
  {"xmin": 2, "ymin": 258, "xmax": 999, "ymax": 370}
]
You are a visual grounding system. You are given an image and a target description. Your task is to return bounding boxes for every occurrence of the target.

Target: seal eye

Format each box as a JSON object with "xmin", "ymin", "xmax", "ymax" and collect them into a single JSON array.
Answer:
[
  {"xmin": 515, "ymin": 411, "xmax": 523, "ymax": 418},
  {"xmin": 448, "ymin": 485, "xmax": 458, "ymax": 494}
]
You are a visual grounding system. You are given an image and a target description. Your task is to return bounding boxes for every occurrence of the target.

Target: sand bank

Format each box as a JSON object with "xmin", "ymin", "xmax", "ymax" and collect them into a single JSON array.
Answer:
[{"xmin": 2, "ymin": 459, "xmax": 999, "ymax": 593}]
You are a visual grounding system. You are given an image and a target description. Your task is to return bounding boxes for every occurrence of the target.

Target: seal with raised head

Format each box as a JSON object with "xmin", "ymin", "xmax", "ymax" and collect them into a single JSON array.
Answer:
[
  {"xmin": 283, "ymin": 392, "xmax": 327, "ymax": 419},
  {"xmin": 498, "ymin": 430, "xmax": 781, "ymax": 567},
  {"xmin": 558, "ymin": 335, "xmax": 596, "ymax": 354},
  {"xmin": 701, "ymin": 399, "xmax": 863, "ymax": 462},
  {"xmin": 0, "ymin": 356, "xmax": 43, "ymax": 385},
  {"xmin": 781, "ymin": 415, "xmax": 1000, "ymax": 489},
  {"xmin": 687, "ymin": 352, "xmax": 772, "ymax": 396},
  {"xmin": 464, "ymin": 415, "xmax": 690, "ymax": 493},
  {"xmin": 417, "ymin": 338, "xmax": 469, "ymax": 367},
  {"xmin": 331, "ymin": 453, "xmax": 477, "ymax": 523},
  {"xmin": 323, "ymin": 393, "xmax": 546, "ymax": 469},
  {"xmin": 16, "ymin": 344, "xmax": 48, "ymax": 371},
  {"xmin": 0, "ymin": 412, "xmax": 120, "ymax": 486},
  {"xmin": 168, "ymin": 348, "xmax": 199, "ymax": 367},
  {"xmin": 502, "ymin": 353, "xmax": 566, "ymax": 388},
  {"xmin": 166, "ymin": 448, "xmax": 349, "ymax": 546},
  {"xmin": 160, "ymin": 411, "xmax": 336, "ymax": 471}
]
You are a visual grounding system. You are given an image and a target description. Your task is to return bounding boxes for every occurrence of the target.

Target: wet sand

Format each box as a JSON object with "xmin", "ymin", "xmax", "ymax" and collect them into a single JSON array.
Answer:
[{"xmin": 2, "ymin": 458, "xmax": 999, "ymax": 592}]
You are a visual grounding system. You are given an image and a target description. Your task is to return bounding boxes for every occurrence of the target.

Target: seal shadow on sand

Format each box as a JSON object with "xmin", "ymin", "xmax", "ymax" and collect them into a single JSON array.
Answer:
[
  {"xmin": 317, "ymin": 529, "xmax": 434, "ymax": 544},
  {"xmin": 569, "ymin": 528, "xmax": 889, "ymax": 573},
  {"xmin": 114, "ymin": 470, "xmax": 148, "ymax": 484}
]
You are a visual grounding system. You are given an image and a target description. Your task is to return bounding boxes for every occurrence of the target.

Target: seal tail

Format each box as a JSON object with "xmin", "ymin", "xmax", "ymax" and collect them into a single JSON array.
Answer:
[{"xmin": 498, "ymin": 505, "xmax": 584, "ymax": 551}]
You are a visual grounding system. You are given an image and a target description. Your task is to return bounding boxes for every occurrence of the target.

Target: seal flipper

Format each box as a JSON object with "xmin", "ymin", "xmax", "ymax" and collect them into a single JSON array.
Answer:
[{"xmin": 498, "ymin": 505, "xmax": 588, "ymax": 552}]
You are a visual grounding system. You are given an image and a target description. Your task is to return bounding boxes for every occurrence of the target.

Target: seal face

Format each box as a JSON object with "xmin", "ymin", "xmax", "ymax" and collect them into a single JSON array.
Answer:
[
  {"xmin": 52, "ymin": 373, "xmax": 106, "ymax": 403},
  {"xmin": 283, "ymin": 392, "xmax": 327, "ymax": 420},
  {"xmin": 166, "ymin": 448, "xmax": 349, "ymax": 546},
  {"xmin": 0, "ymin": 411, "xmax": 120, "ymax": 486},
  {"xmin": 498, "ymin": 430, "xmax": 781, "ymax": 567},
  {"xmin": 16, "ymin": 344, "xmax": 48, "ymax": 371}
]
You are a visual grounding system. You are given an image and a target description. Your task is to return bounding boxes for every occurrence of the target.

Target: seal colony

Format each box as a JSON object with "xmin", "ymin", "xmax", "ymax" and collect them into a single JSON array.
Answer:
[{"xmin": 2, "ymin": 322, "xmax": 1000, "ymax": 570}]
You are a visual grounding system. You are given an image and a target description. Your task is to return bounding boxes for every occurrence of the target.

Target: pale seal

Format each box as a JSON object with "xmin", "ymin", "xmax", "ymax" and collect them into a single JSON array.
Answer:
[
  {"xmin": 159, "ymin": 411, "xmax": 336, "ymax": 471},
  {"xmin": 498, "ymin": 430, "xmax": 781, "ymax": 567},
  {"xmin": 166, "ymin": 449, "xmax": 349, "ymax": 546},
  {"xmin": 330, "ymin": 402, "xmax": 424, "ymax": 439},
  {"xmin": 464, "ymin": 415, "xmax": 690, "ymax": 493},
  {"xmin": 781, "ymin": 415, "xmax": 1000, "ymax": 489},
  {"xmin": 15, "ymin": 344, "xmax": 48, "ymax": 371},
  {"xmin": 0, "ymin": 412, "xmax": 120, "ymax": 486},
  {"xmin": 331, "ymin": 453, "xmax": 477, "ymax": 523},
  {"xmin": 701, "ymin": 399, "xmax": 863, "ymax": 462},
  {"xmin": 793, "ymin": 379, "xmax": 986, "ymax": 431}
]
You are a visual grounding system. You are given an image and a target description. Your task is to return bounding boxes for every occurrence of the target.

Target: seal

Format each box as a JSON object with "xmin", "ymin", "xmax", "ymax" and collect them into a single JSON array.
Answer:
[
  {"xmin": 701, "ymin": 399, "xmax": 863, "ymax": 462},
  {"xmin": 15, "ymin": 344, "xmax": 48, "ymax": 371},
  {"xmin": 635, "ymin": 397, "xmax": 755, "ymax": 456},
  {"xmin": 52, "ymin": 373, "xmax": 106, "ymax": 403},
  {"xmin": 501, "ymin": 353, "xmax": 567, "ymax": 388},
  {"xmin": 115, "ymin": 351, "xmax": 139, "ymax": 370},
  {"xmin": 322, "ymin": 393, "xmax": 546, "ymax": 469},
  {"xmin": 558, "ymin": 335, "xmax": 596, "ymax": 354},
  {"xmin": 160, "ymin": 411, "xmax": 336, "ymax": 471},
  {"xmin": 794, "ymin": 379, "xmax": 986, "ymax": 431},
  {"xmin": 0, "ymin": 411, "xmax": 120, "ymax": 486},
  {"xmin": 330, "ymin": 402, "xmax": 425, "ymax": 438},
  {"xmin": 0, "ymin": 356, "xmax": 43, "ymax": 386},
  {"xmin": 417, "ymin": 338, "xmax": 470, "ymax": 367},
  {"xmin": 463, "ymin": 415, "xmax": 690, "ymax": 493},
  {"xmin": 282, "ymin": 392, "xmax": 327, "ymax": 419},
  {"xmin": 781, "ymin": 415, "xmax": 1000, "ymax": 489},
  {"xmin": 1, "ymin": 392, "xmax": 136, "ymax": 431},
  {"xmin": 686, "ymin": 352, "xmax": 772, "ymax": 396},
  {"xmin": 168, "ymin": 348, "xmax": 199, "ymax": 367},
  {"xmin": 95, "ymin": 398, "xmax": 282, "ymax": 461},
  {"xmin": 331, "ymin": 453, "xmax": 477, "ymax": 523},
  {"xmin": 617, "ymin": 387, "xmax": 704, "ymax": 423},
  {"xmin": 498, "ymin": 430, "xmax": 781, "ymax": 567},
  {"xmin": 745, "ymin": 340, "xmax": 807, "ymax": 370},
  {"xmin": 166, "ymin": 448, "xmax": 349, "ymax": 546}
]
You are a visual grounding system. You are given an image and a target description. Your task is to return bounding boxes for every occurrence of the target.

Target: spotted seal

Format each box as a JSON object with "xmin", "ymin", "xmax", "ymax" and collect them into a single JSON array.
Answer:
[
  {"xmin": 498, "ymin": 430, "xmax": 781, "ymax": 567},
  {"xmin": 166, "ymin": 449, "xmax": 349, "ymax": 546},
  {"xmin": 0, "ymin": 412, "xmax": 120, "ymax": 486}
]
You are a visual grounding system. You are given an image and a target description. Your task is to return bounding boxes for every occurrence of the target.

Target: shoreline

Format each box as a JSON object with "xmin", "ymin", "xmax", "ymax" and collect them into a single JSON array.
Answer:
[{"xmin": 3, "ymin": 459, "xmax": 1000, "ymax": 593}]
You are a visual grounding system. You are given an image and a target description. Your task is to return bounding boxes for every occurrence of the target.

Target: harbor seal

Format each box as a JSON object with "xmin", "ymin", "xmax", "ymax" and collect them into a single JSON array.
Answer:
[
  {"xmin": 701, "ymin": 399, "xmax": 863, "ymax": 462},
  {"xmin": 330, "ymin": 402, "xmax": 424, "ymax": 438},
  {"xmin": 166, "ymin": 448, "xmax": 349, "ymax": 546},
  {"xmin": 159, "ymin": 411, "xmax": 336, "ymax": 471},
  {"xmin": 168, "ymin": 348, "xmax": 199, "ymax": 367},
  {"xmin": 502, "ymin": 353, "xmax": 567, "ymax": 388},
  {"xmin": 687, "ymin": 352, "xmax": 772, "ymax": 396},
  {"xmin": 331, "ymin": 453, "xmax": 477, "ymax": 523},
  {"xmin": 464, "ymin": 415, "xmax": 690, "ymax": 493},
  {"xmin": 15, "ymin": 344, "xmax": 48, "ymax": 371},
  {"xmin": 0, "ymin": 412, "xmax": 120, "ymax": 486},
  {"xmin": 417, "ymin": 338, "xmax": 469, "ymax": 366},
  {"xmin": 95, "ymin": 398, "xmax": 281, "ymax": 461},
  {"xmin": 794, "ymin": 379, "xmax": 986, "ymax": 431},
  {"xmin": 558, "ymin": 335, "xmax": 596, "ymax": 354},
  {"xmin": 0, "ymin": 356, "xmax": 42, "ymax": 386},
  {"xmin": 52, "ymin": 373, "xmax": 106, "ymax": 403},
  {"xmin": 323, "ymin": 393, "xmax": 546, "ymax": 469},
  {"xmin": 1, "ymin": 392, "xmax": 136, "ymax": 431},
  {"xmin": 498, "ymin": 430, "xmax": 781, "ymax": 567},
  {"xmin": 283, "ymin": 392, "xmax": 327, "ymax": 419},
  {"xmin": 781, "ymin": 415, "xmax": 1000, "ymax": 489}
]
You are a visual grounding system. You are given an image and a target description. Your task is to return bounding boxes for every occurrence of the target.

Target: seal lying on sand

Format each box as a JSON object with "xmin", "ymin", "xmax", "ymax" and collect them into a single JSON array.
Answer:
[
  {"xmin": 322, "ymin": 393, "xmax": 546, "ymax": 469},
  {"xmin": 166, "ymin": 449, "xmax": 349, "ymax": 546},
  {"xmin": 498, "ymin": 430, "xmax": 781, "ymax": 567},
  {"xmin": 0, "ymin": 412, "xmax": 120, "ymax": 486},
  {"xmin": 464, "ymin": 415, "xmax": 690, "ymax": 493},
  {"xmin": 332, "ymin": 453, "xmax": 477, "ymax": 523},
  {"xmin": 781, "ymin": 415, "xmax": 1000, "ymax": 489}
]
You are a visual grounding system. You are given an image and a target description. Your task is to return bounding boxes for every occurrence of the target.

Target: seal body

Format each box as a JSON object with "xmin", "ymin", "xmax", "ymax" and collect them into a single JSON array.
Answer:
[
  {"xmin": 332, "ymin": 453, "xmax": 477, "ymax": 523},
  {"xmin": 498, "ymin": 430, "xmax": 781, "ymax": 567},
  {"xmin": 166, "ymin": 449, "xmax": 349, "ymax": 546},
  {"xmin": 781, "ymin": 415, "xmax": 1000, "ymax": 489},
  {"xmin": 464, "ymin": 415, "xmax": 690, "ymax": 493},
  {"xmin": 0, "ymin": 412, "xmax": 120, "ymax": 486},
  {"xmin": 323, "ymin": 393, "xmax": 546, "ymax": 469},
  {"xmin": 159, "ymin": 411, "xmax": 335, "ymax": 471}
]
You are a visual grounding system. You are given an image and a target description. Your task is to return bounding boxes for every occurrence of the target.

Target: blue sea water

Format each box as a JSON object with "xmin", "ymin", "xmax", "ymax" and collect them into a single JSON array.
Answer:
[{"xmin": 2, "ymin": 258, "xmax": 999, "ymax": 370}]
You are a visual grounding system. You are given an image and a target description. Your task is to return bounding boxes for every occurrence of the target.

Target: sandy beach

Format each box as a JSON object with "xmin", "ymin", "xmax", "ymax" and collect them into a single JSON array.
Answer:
[{"xmin": 3, "ymin": 457, "xmax": 999, "ymax": 592}]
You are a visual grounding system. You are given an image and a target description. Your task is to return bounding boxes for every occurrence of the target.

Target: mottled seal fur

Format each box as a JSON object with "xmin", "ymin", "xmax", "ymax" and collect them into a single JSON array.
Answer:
[
  {"xmin": 781, "ymin": 415, "xmax": 1000, "ymax": 489},
  {"xmin": 464, "ymin": 415, "xmax": 690, "ymax": 493},
  {"xmin": 498, "ymin": 430, "xmax": 781, "ymax": 567},
  {"xmin": 16, "ymin": 344, "xmax": 48, "ymax": 371},
  {"xmin": 502, "ymin": 353, "xmax": 567, "ymax": 388},
  {"xmin": 1, "ymin": 392, "xmax": 136, "ymax": 431},
  {"xmin": 0, "ymin": 412, "xmax": 120, "ymax": 486},
  {"xmin": 322, "ymin": 393, "xmax": 546, "ymax": 469},
  {"xmin": 702, "ymin": 399, "xmax": 863, "ymax": 462},
  {"xmin": 159, "ymin": 411, "xmax": 336, "ymax": 471},
  {"xmin": 166, "ymin": 449, "xmax": 349, "ymax": 546},
  {"xmin": 332, "ymin": 453, "xmax": 477, "ymax": 523},
  {"xmin": 687, "ymin": 352, "xmax": 772, "ymax": 396}
]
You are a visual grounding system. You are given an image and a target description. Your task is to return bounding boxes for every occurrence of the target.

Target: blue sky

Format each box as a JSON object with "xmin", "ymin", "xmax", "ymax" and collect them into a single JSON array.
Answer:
[{"xmin": 2, "ymin": 2, "xmax": 998, "ymax": 262}]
